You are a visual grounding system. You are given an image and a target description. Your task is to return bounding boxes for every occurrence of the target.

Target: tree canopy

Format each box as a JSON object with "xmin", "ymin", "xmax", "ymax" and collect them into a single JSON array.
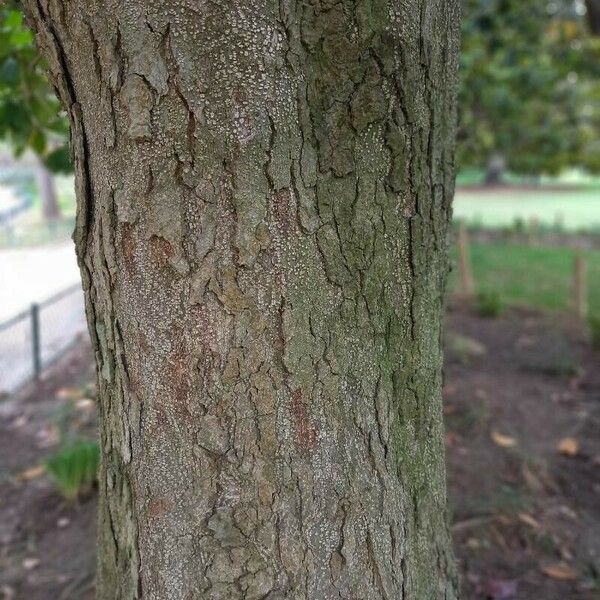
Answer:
[{"xmin": 459, "ymin": 0, "xmax": 600, "ymax": 177}]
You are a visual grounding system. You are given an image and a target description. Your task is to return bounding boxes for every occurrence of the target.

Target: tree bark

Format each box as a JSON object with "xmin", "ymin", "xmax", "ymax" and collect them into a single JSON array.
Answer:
[{"xmin": 23, "ymin": 1, "xmax": 460, "ymax": 598}]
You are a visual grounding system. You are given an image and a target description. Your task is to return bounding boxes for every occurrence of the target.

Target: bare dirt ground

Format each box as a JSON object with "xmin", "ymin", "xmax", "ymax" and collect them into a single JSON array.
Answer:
[
  {"xmin": 0, "ymin": 306, "xmax": 599, "ymax": 599},
  {"xmin": 445, "ymin": 305, "xmax": 600, "ymax": 599}
]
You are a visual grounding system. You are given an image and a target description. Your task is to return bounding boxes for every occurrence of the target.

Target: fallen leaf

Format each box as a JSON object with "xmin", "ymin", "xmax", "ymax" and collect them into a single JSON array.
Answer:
[
  {"xmin": 11, "ymin": 415, "xmax": 27, "ymax": 429},
  {"xmin": 560, "ymin": 546, "xmax": 574, "ymax": 561},
  {"xmin": 542, "ymin": 563, "xmax": 577, "ymax": 581},
  {"xmin": 56, "ymin": 387, "xmax": 82, "ymax": 400},
  {"xmin": 557, "ymin": 505, "xmax": 578, "ymax": 519},
  {"xmin": 491, "ymin": 430, "xmax": 517, "ymax": 448},
  {"xmin": 22, "ymin": 557, "xmax": 40, "ymax": 570},
  {"xmin": 518, "ymin": 513, "xmax": 541, "ymax": 530},
  {"xmin": 557, "ymin": 437, "xmax": 579, "ymax": 457},
  {"xmin": 75, "ymin": 398, "xmax": 95, "ymax": 410},
  {"xmin": 18, "ymin": 465, "xmax": 45, "ymax": 481}
]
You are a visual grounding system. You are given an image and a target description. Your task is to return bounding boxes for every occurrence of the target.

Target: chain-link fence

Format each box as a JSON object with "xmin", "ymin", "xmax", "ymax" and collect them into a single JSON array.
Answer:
[{"xmin": 0, "ymin": 284, "xmax": 87, "ymax": 395}]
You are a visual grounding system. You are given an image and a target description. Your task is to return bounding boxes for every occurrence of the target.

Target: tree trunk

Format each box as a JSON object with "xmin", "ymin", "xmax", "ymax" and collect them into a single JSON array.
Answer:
[
  {"xmin": 35, "ymin": 160, "xmax": 61, "ymax": 221},
  {"xmin": 484, "ymin": 154, "xmax": 506, "ymax": 186},
  {"xmin": 23, "ymin": 1, "xmax": 460, "ymax": 598},
  {"xmin": 586, "ymin": 0, "xmax": 600, "ymax": 35}
]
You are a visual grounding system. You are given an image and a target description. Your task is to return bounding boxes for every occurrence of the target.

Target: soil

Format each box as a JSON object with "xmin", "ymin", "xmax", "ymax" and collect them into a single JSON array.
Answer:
[{"xmin": 0, "ymin": 306, "xmax": 599, "ymax": 599}]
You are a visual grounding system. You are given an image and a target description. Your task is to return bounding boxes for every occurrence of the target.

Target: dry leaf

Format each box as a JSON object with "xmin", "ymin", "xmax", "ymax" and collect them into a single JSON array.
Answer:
[
  {"xmin": 542, "ymin": 563, "xmax": 577, "ymax": 581},
  {"xmin": 22, "ymin": 558, "xmax": 40, "ymax": 570},
  {"xmin": 75, "ymin": 398, "xmax": 95, "ymax": 410},
  {"xmin": 18, "ymin": 465, "xmax": 45, "ymax": 481},
  {"xmin": 518, "ymin": 513, "xmax": 541, "ymax": 530},
  {"xmin": 491, "ymin": 430, "xmax": 517, "ymax": 448},
  {"xmin": 557, "ymin": 437, "xmax": 579, "ymax": 457},
  {"xmin": 56, "ymin": 387, "xmax": 82, "ymax": 400}
]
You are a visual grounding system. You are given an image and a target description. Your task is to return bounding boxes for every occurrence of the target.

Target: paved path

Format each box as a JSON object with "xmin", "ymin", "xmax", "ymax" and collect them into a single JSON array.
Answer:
[
  {"xmin": 0, "ymin": 243, "xmax": 80, "ymax": 321},
  {"xmin": 0, "ymin": 243, "xmax": 86, "ymax": 394}
]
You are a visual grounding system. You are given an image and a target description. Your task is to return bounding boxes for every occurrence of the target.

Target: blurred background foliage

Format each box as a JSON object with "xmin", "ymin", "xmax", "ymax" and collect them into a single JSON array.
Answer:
[
  {"xmin": 0, "ymin": 2, "xmax": 70, "ymax": 173},
  {"xmin": 459, "ymin": 0, "xmax": 600, "ymax": 181}
]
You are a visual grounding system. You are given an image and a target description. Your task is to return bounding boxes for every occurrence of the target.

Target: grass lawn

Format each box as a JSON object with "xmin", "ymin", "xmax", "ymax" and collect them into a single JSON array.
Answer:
[
  {"xmin": 449, "ymin": 242, "xmax": 600, "ymax": 320},
  {"xmin": 454, "ymin": 188, "xmax": 600, "ymax": 232}
]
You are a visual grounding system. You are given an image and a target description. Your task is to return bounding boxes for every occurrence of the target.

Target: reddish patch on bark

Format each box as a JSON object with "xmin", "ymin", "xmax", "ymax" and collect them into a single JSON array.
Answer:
[
  {"xmin": 231, "ymin": 87, "xmax": 247, "ymax": 104},
  {"xmin": 291, "ymin": 388, "xmax": 317, "ymax": 453},
  {"xmin": 163, "ymin": 335, "xmax": 193, "ymax": 421},
  {"xmin": 127, "ymin": 332, "xmax": 150, "ymax": 398},
  {"xmin": 147, "ymin": 497, "xmax": 173, "ymax": 520},
  {"xmin": 274, "ymin": 297, "xmax": 285, "ymax": 356},
  {"xmin": 274, "ymin": 188, "xmax": 293, "ymax": 234},
  {"xmin": 149, "ymin": 235, "xmax": 174, "ymax": 266},
  {"xmin": 121, "ymin": 223, "xmax": 136, "ymax": 275}
]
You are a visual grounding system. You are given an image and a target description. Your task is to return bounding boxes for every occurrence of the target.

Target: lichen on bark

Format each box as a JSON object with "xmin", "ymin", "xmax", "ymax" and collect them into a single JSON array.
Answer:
[{"xmin": 23, "ymin": 0, "xmax": 461, "ymax": 598}]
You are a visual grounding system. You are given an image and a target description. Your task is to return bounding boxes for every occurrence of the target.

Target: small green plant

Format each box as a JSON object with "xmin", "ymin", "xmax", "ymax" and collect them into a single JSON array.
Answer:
[
  {"xmin": 45, "ymin": 441, "xmax": 99, "ymax": 501},
  {"xmin": 512, "ymin": 216, "xmax": 525, "ymax": 234},
  {"xmin": 448, "ymin": 333, "xmax": 486, "ymax": 365},
  {"xmin": 589, "ymin": 315, "xmax": 600, "ymax": 350},
  {"xmin": 476, "ymin": 290, "xmax": 503, "ymax": 317}
]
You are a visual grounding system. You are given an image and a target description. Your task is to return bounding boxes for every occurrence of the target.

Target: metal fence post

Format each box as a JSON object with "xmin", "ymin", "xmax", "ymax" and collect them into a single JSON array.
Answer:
[{"xmin": 31, "ymin": 303, "xmax": 41, "ymax": 379}]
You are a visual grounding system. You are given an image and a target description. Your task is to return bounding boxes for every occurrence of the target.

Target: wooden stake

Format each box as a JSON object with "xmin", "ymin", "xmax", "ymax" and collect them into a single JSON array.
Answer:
[
  {"xmin": 528, "ymin": 215, "xmax": 540, "ymax": 247},
  {"xmin": 457, "ymin": 222, "xmax": 475, "ymax": 298},
  {"xmin": 573, "ymin": 253, "xmax": 588, "ymax": 320}
]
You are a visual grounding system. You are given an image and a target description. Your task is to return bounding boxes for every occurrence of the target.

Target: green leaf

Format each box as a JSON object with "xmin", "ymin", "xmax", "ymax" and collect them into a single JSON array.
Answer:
[
  {"xmin": 0, "ymin": 56, "xmax": 19, "ymax": 84},
  {"xmin": 4, "ymin": 9, "xmax": 23, "ymax": 30},
  {"xmin": 44, "ymin": 145, "xmax": 72, "ymax": 173},
  {"xmin": 29, "ymin": 128, "xmax": 46, "ymax": 154}
]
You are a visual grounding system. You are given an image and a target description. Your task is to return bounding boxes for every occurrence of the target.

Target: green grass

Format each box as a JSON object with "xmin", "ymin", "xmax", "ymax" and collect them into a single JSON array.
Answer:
[
  {"xmin": 450, "ymin": 242, "xmax": 600, "ymax": 320},
  {"xmin": 454, "ymin": 188, "xmax": 600, "ymax": 232}
]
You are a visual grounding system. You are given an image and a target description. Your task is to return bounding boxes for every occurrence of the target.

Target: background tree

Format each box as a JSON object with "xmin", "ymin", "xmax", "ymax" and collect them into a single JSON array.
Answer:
[
  {"xmin": 22, "ymin": 0, "xmax": 460, "ymax": 598},
  {"xmin": 586, "ymin": 0, "xmax": 600, "ymax": 34},
  {"xmin": 459, "ymin": 0, "xmax": 600, "ymax": 182},
  {"xmin": 0, "ymin": 2, "xmax": 70, "ymax": 220}
]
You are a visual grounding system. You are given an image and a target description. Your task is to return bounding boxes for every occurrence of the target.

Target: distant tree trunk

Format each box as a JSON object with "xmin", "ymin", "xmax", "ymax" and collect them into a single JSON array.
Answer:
[
  {"xmin": 586, "ymin": 0, "xmax": 600, "ymax": 35},
  {"xmin": 484, "ymin": 154, "xmax": 506, "ymax": 186},
  {"xmin": 23, "ymin": 1, "xmax": 460, "ymax": 598},
  {"xmin": 35, "ymin": 160, "xmax": 61, "ymax": 221}
]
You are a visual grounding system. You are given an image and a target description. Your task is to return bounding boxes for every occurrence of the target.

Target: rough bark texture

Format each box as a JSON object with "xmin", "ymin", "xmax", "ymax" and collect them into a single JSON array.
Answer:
[{"xmin": 23, "ymin": 1, "xmax": 460, "ymax": 598}]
